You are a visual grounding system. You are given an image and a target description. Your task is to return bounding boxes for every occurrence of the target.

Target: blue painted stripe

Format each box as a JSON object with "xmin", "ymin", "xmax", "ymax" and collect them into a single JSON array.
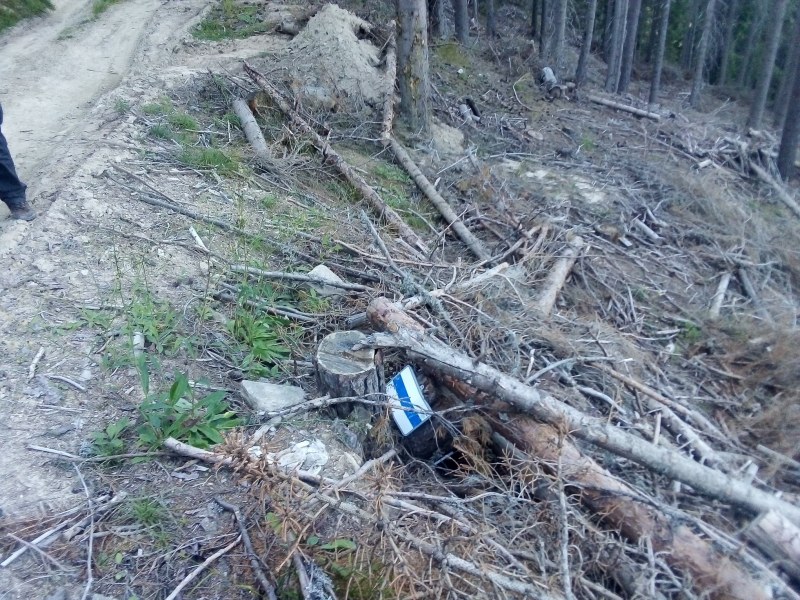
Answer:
[{"xmin": 393, "ymin": 372, "xmax": 423, "ymax": 429}]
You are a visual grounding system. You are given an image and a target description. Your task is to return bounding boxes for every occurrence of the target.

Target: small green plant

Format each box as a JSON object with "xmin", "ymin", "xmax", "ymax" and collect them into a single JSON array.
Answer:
[
  {"xmin": 148, "ymin": 124, "xmax": 173, "ymax": 140},
  {"xmin": 229, "ymin": 309, "xmax": 290, "ymax": 375},
  {"xmin": 178, "ymin": 146, "xmax": 238, "ymax": 174},
  {"xmin": 168, "ymin": 111, "xmax": 198, "ymax": 131},
  {"xmin": 92, "ymin": 0, "xmax": 122, "ymax": 18},
  {"xmin": 0, "ymin": 0, "xmax": 53, "ymax": 32},
  {"xmin": 260, "ymin": 193, "xmax": 279, "ymax": 210},
  {"xmin": 128, "ymin": 497, "xmax": 170, "ymax": 528},
  {"xmin": 192, "ymin": 0, "xmax": 270, "ymax": 41},
  {"xmin": 92, "ymin": 417, "xmax": 131, "ymax": 456},
  {"xmin": 114, "ymin": 98, "xmax": 131, "ymax": 114},
  {"xmin": 125, "ymin": 285, "xmax": 183, "ymax": 355},
  {"xmin": 137, "ymin": 371, "xmax": 241, "ymax": 449},
  {"xmin": 680, "ymin": 322, "xmax": 703, "ymax": 345},
  {"xmin": 141, "ymin": 98, "xmax": 173, "ymax": 116}
]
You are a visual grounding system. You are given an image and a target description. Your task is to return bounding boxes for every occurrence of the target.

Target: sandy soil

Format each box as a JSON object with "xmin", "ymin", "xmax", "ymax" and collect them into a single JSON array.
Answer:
[{"xmin": 0, "ymin": 1, "xmax": 212, "ymax": 595}]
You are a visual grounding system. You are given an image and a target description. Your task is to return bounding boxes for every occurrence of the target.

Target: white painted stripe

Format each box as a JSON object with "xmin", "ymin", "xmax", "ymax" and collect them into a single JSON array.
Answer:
[{"xmin": 387, "ymin": 366, "xmax": 432, "ymax": 436}]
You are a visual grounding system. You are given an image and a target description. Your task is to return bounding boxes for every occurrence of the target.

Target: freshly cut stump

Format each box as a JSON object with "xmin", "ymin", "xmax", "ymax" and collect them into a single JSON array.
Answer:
[{"xmin": 316, "ymin": 331, "xmax": 381, "ymax": 418}]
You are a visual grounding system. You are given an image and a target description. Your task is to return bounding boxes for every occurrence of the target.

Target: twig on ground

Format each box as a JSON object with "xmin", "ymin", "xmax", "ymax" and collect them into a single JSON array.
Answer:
[
  {"xmin": 45, "ymin": 374, "xmax": 87, "ymax": 392},
  {"xmin": 28, "ymin": 346, "xmax": 45, "ymax": 381},
  {"xmin": 73, "ymin": 464, "xmax": 94, "ymax": 600},
  {"xmin": 163, "ymin": 535, "xmax": 242, "ymax": 600}
]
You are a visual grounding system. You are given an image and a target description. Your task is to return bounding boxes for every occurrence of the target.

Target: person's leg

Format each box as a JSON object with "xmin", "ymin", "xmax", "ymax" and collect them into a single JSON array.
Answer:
[{"xmin": 0, "ymin": 103, "xmax": 35, "ymax": 220}]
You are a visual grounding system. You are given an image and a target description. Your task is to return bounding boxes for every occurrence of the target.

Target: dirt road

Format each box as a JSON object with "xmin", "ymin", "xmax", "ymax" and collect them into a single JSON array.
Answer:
[{"xmin": 0, "ymin": 1, "xmax": 210, "ymax": 595}]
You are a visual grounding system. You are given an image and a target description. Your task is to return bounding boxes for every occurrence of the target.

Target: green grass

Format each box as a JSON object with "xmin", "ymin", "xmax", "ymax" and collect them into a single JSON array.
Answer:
[
  {"xmin": 168, "ymin": 111, "xmax": 198, "ymax": 131},
  {"xmin": 92, "ymin": 0, "xmax": 122, "ymax": 18},
  {"xmin": 178, "ymin": 146, "xmax": 239, "ymax": 174},
  {"xmin": 0, "ymin": 0, "xmax": 53, "ymax": 32},
  {"xmin": 192, "ymin": 0, "xmax": 271, "ymax": 40},
  {"xmin": 435, "ymin": 42, "xmax": 470, "ymax": 68}
]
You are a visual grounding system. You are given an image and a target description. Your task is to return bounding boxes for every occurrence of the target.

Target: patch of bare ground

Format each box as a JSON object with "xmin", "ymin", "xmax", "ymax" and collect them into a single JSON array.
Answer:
[{"xmin": 2, "ymin": 1, "xmax": 800, "ymax": 599}]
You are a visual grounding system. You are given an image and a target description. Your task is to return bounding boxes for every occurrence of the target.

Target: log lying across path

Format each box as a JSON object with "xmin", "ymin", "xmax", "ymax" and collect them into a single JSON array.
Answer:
[
  {"xmin": 362, "ymin": 297, "xmax": 789, "ymax": 600},
  {"xmin": 243, "ymin": 62, "xmax": 428, "ymax": 254},
  {"xmin": 587, "ymin": 94, "xmax": 660, "ymax": 121}
]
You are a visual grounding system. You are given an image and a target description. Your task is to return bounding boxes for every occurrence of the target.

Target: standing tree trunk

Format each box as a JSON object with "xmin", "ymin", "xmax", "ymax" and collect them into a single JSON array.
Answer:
[
  {"xmin": 552, "ymin": 0, "xmax": 568, "ymax": 72},
  {"xmin": 689, "ymin": 0, "xmax": 719, "ymax": 108},
  {"xmin": 396, "ymin": 0, "xmax": 431, "ymax": 134},
  {"xmin": 644, "ymin": 0, "xmax": 661, "ymax": 63},
  {"xmin": 649, "ymin": 0, "xmax": 672, "ymax": 104},
  {"xmin": 736, "ymin": 9, "xmax": 764, "ymax": 89},
  {"xmin": 774, "ymin": 10, "xmax": 800, "ymax": 127},
  {"xmin": 681, "ymin": 0, "xmax": 701, "ymax": 69},
  {"xmin": 575, "ymin": 0, "xmax": 599, "ymax": 86},
  {"xmin": 486, "ymin": 0, "xmax": 496, "ymax": 36},
  {"xmin": 618, "ymin": 0, "xmax": 643, "ymax": 92},
  {"xmin": 453, "ymin": 0, "xmax": 469, "ymax": 43},
  {"xmin": 746, "ymin": 0, "xmax": 789, "ymax": 129},
  {"xmin": 605, "ymin": 0, "xmax": 629, "ymax": 91},
  {"xmin": 531, "ymin": 0, "xmax": 539, "ymax": 39},
  {"xmin": 428, "ymin": 0, "xmax": 446, "ymax": 39},
  {"xmin": 716, "ymin": 0, "xmax": 740, "ymax": 85},
  {"xmin": 777, "ymin": 26, "xmax": 800, "ymax": 180}
]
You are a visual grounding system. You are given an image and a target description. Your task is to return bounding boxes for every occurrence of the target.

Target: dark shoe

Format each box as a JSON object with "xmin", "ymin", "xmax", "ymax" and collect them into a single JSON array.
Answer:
[{"xmin": 9, "ymin": 202, "xmax": 36, "ymax": 221}]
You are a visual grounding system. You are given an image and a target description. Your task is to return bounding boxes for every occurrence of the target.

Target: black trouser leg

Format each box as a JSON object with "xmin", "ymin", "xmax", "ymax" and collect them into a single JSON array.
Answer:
[{"xmin": 0, "ymin": 103, "xmax": 28, "ymax": 210}]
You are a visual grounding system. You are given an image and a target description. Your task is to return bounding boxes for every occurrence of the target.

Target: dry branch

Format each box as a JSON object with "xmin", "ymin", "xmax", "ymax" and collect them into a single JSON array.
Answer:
[
  {"xmin": 243, "ymin": 62, "xmax": 428, "ymax": 254},
  {"xmin": 709, "ymin": 271, "xmax": 732, "ymax": 319},
  {"xmin": 361, "ymin": 297, "xmax": 800, "ymax": 525},
  {"xmin": 489, "ymin": 424, "xmax": 773, "ymax": 600},
  {"xmin": 749, "ymin": 162, "xmax": 800, "ymax": 219},
  {"xmin": 534, "ymin": 234, "xmax": 584, "ymax": 315},
  {"xmin": 389, "ymin": 135, "xmax": 491, "ymax": 261},
  {"xmin": 746, "ymin": 510, "xmax": 800, "ymax": 583},
  {"xmin": 587, "ymin": 95, "xmax": 660, "ymax": 121},
  {"xmin": 232, "ymin": 97, "xmax": 273, "ymax": 164}
]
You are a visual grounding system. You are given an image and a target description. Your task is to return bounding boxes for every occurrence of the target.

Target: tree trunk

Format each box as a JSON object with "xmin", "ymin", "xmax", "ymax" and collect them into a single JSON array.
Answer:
[
  {"xmin": 649, "ymin": 0, "xmax": 671, "ymax": 104},
  {"xmin": 540, "ymin": 0, "xmax": 553, "ymax": 61},
  {"xmin": 396, "ymin": 0, "xmax": 431, "ymax": 134},
  {"xmin": 746, "ymin": 0, "xmax": 789, "ymax": 129},
  {"xmin": 453, "ymin": 0, "xmax": 469, "ymax": 43},
  {"xmin": 531, "ymin": 0, "xmax": 539, "ymax": 39},
  {"xmin": 777, "ymin": 37, "xmax": 800, "ymax": 180},
  {"xmin": 774, "ymin": 9, "xmax": 800, "ymax": 127},
  {"xmin": 472, "ymin": 0, "xmax": 479, "ymax": 22},
  {"xmin": 428, "ymin": 0, "xmax": 446, "ymax": 39},
  {"xmin": 575, "ymin": 0, "xmax": 599, "ymax": 85},
  {"xmin": 605, "ymin": 0, "xmax": 629, "ymax": 92},
  {"xmin": 681, "ymin": 0, "xmax": 700, "ymax": 68},
  {"xmin": 486, "ymin": 0, "xmax": 496, "ymax": 36},
  {"xmin": 617, "ymin": 0, "xmax": 643, "ymax": 92},
  {"xmin": 689, "ymin": 0, "xmax": 718, "ymax": 108},
  {"xmin": 644, "ymin": 0, "xmax": 661, "ymax": 63},
  {"xmin": 716, "ymin": 0, "xmax": 740, "ymax": 85},
  {"xmin": 736, "ymin": 9, "xmax": 764, "ymax": 89},
  {"xmin": 552, "ymin": 0, "xmax": 568, "ymax": 72},
  {"xmin": 316, "ymin": 331, "xmax": 381, "ymax": 418}
]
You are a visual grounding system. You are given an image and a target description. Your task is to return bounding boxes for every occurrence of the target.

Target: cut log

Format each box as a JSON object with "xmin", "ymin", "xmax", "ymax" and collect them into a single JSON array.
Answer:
[
  {"xmin": 232, "ymin": 97, "xmax": 273, "ymax": 164},
  {"xmin": 534, "ymin": 234, "xmax": 584, "ymax": 315},
  {"xmin": 389, "ymin": 136, "xmax": 491, "ymax": 261},
  {"xmin": 746, "ymin": 510, "xmax": 800, "ymax": 583},
  {"xmin": 709, "ymin": 272, "xmax": 732, "ymax": 319},
  {"xmin": 587, "ymin": 94, "xmax": 661, "ymax": 121},
  {"xmin": 361, "ymin": 297, "xmax": 800, "ymax": 525},
  {"xmin": 243, "ymin": 62, "xmax": 428, "ymax": 254},
  {"xmin": 316, "ymin": 330, "xmax": 382, "ymax": 418}
]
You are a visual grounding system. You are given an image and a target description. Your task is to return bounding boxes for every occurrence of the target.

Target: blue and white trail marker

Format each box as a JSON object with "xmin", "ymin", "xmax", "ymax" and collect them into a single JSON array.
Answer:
[{"xmin": 387, "ymin": 366, "xmax": 432, "ymax": 436}]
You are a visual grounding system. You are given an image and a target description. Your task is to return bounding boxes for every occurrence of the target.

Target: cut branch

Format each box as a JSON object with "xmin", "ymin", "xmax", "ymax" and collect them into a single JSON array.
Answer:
[
  {"xmin": 232, "ymin": 97, "xmax": 273, "ymax": 164},
  {"xmin": 243, "ymin": 62, "xmax": 428, "ymax": 254},
  {"xmin": 389, "ymin": 135, "xmax": 491, "ymax": 261},
  {"xmin": 534, "ymin": 234, "xmax": 584, "ymax": 315},
  {"xmin": 588, "ymin": 94, "xmax": 661, "ymax": 121}
]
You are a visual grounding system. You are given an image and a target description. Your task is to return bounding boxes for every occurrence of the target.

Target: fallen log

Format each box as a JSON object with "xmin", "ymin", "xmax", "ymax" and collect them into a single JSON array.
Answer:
[
  {"xmin": 489, "ymin": 422, "xmax": 774, "ymax": 600},
  {"xmin": 361, "ymin": 297, "xmax": 800, "ymax": 525},
  {"xmin": 746, "ymin": 510, "xmax": 800, "ymax": 583},
  {"xmin": 749, "ymin": 162, "xmax": 800, "ymax": 219},
  {"xmin": 243, "ymin": 62, "xmax": 428, "ymax": 254},
  {"xmin": 389, "ymin": 136, "xmax": 492, "ymax": 261},
  {"xmin": 534, "ymin": 234, "xmax": 584, "ymax": 315},
  {"xmin": 587, "ymin": 94, "xmax": 660, "ymax": 121},
  {"xmin": 232, "ymin": 97, "xmax": 273, "ymax": 164}
]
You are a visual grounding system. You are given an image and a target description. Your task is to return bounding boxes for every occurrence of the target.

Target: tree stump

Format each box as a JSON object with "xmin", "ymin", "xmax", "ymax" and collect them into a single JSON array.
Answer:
[{"xmin": 316, "ymin": 331, "xmax": 382, "ymax": 418}]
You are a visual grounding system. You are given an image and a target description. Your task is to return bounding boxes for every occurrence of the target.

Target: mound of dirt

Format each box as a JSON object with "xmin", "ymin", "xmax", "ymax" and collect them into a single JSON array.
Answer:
[{"xmin": 281, "ymin": 4, "xmax": 383, "ymax": 111}]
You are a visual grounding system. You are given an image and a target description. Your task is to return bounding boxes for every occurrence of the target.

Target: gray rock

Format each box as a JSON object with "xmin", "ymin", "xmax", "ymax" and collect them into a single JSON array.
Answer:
[
  {"xmin": 240, "ymin": 380, "xmax": 306, "ymax": 414},
  {"xmin": 308, "ymin": 264, "xmax": 347, "ymax": 298}
]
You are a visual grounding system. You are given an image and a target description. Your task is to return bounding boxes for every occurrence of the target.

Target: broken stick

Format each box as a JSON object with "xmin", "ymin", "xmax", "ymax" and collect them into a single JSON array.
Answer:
[
  {"xmin": 534, "ymin": 234, "xmax": 584, "ymax": 315},
  {"xmin": 389, "ymin": 136, "xmax": 491, "ymax": 261},
  {"xmin": 232, "ymin": 97, "xmax": 273, "ymax": 165},
  {"xmin": 587, "ymin": 95, "xmax": 660, "ymax": 121}
]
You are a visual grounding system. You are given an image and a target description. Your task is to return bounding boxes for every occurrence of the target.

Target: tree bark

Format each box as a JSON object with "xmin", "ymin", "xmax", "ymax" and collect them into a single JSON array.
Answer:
[
  {"xmin": 605, "ymin": 0, "xmax": 629, "ymax": 92},
  {"xmin": 716, "ymin": 0, "xmax": 740, "ymax": 85},
  {"xmin": 617, "ymin": 0, "xmax": 643, "ymax": 92},
  {"xmin": 486, "ymin": 0, "xmax": 496, "ymax": 36},
  {"xmin": 774, "ymin": 9, "xmax": 800, "ymax": 127},
  {"xmin": 551, "ymin": 0, "xmax": 568, "ymax": 72},
  {"xmin": 396, "ymin": 0, "xmax": 431, "ymax": 135},
  {"xmin": 746, "ymin": 0, "xmax": 789, "ymax": 129},
  {"xmin": 689, "ymin": 0, "xmax": 719, "ymax": 108},
  {"xmin": 649, "ymin": 0, "xmax": 672, "ymax": 104},
  {"xmin": 736, "ymin": 8, "xmax": 764, "ymax": 90},
  {"xmin": 316, "ymin": 331, "xmax": 381, "ymax": 418},
  {"xmin": 777, "ymin": 41, "xmax": 800, "ymax": 180},
  {"xmin": 530, "ymin": 0, "xmax": 539, "ymax": 39},
  {"xmin": 575, "ymin": 0, "xmax": 599, "ymax": 86},
  {"xmin": 428, "ymin": 0, "xmax": 446, "ymax": 38},
  {"xmin": 453, "ymin": 0, "xmax": 469, "ymax": 43},
  {"xmin": 681, "ymin": 0, "xmax": 701, "ymax": 69}
]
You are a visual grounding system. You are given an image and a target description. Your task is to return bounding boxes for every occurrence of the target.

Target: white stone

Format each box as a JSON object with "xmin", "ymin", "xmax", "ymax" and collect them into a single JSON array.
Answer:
[
  {"xmin": 308, "ymin": 264, "xmax": 346, "ymax": 298},
  {"xmin": 240, "ymin": 380, "xmax": 307, "ymax": 414}
]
